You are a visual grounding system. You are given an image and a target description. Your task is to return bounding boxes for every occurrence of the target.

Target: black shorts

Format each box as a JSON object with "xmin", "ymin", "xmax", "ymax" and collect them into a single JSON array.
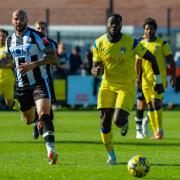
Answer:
[
  {"xmin": 136, "ymin": 88, "xmax": 145, "ymax": 100},
  {"xmin": 48, "ymin": 74, "xmax": 56, "ymax": 103},
  {"xmin": 16, "ymin": 81, "xmax": 51, "ymax": 112}
]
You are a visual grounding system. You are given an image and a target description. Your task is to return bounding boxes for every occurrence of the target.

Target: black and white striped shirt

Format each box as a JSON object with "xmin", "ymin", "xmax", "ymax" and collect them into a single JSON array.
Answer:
[{"xmin": 6, "ymin": 27, "xmax": 52, "ymax": 88}]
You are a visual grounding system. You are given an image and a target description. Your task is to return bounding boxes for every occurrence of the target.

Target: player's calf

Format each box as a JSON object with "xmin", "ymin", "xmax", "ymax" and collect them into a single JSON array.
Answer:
[
  {"xmin": 135, "ymin": 109, "xmax": 144, "ymax": 139},
  {"xmin": 40, "ymin": 114, "xmax": 57, "ymax": 164}
]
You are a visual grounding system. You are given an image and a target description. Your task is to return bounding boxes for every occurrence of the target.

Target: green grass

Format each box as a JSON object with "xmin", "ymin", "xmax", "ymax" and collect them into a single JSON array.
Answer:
[{"xmin": 0, "ymin": 110, "xmax": 180, "ymax": 180}]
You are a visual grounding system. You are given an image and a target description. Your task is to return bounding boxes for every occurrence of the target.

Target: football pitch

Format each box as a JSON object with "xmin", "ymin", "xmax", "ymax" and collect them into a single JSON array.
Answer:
[{"xmin": 0, "ymin": 110, "xmax": 180, "ymax": 180}]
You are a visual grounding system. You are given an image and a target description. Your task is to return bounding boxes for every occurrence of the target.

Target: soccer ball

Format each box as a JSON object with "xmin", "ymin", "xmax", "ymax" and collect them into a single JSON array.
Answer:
[{"xmin": 127, "ymin": 155, "xmax": 150, "ymax": 178}]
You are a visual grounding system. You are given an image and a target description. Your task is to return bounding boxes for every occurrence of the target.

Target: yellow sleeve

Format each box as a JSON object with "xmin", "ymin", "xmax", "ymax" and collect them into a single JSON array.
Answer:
[
  {"xmin": 162, "ymin": 41, "xmax": 172, "ymax": 56},
  {"xmin": 133, "ymin": 40, "xmax": 147, "ymax": 58}
]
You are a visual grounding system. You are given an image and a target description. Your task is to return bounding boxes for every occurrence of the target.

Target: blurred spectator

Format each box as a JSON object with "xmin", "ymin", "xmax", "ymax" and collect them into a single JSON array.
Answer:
[
  {"xmin": 55, "ymin": 42, "xmax": 69, "ymax": 79},
  {"xmin": 84, "ymin": 44, "xmax": 101, "ymax": 96},
  {"xmin": 69, "ymin": 46, "xmax": 83, "ymax": 75},
  {"xmin": 83, "ymin": 44, "xmax": 93, "ymax": 75},
  {"xmin": 174, "ymin": 51, "xmax": 180, "ymax": 92}
]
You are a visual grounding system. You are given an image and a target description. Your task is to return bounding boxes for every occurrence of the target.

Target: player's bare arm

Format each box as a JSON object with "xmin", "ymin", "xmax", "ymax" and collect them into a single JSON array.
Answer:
[
  {"xmin": 91, "ymin": 61, "xmax": 104, "ymax": 77},
  {"xmin": 165, "ymin": 54, "xmax": 176, "ymax": 87},
  {"xmin": 18, "ymin": 47, "xmax": 57, "ymax": 73},
  {"xmin": 37, "ymin": 46, "xmax": 57, "ymax": 66},
  {"xmin": 143, "ymin": 50, "xmax": 164, "ymax": 94}
]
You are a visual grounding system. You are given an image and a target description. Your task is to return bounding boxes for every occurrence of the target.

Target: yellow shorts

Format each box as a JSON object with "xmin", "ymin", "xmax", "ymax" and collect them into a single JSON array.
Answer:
[
  {"xmin": 97, "ymin": 81, "xmax": 136, "ymax": 113},
  {"xmin": 0, "ymin": 78, "xmax": 15, "ymax": 100},
  {"xmin": 142, "ymin": 82, "xmax": 164, "ymax": 104}
]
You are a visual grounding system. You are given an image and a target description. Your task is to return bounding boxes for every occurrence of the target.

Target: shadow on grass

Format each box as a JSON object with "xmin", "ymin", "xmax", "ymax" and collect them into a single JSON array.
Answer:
[
  {"xmin": 1, "ymin": 140, "xmax": 180, "ymax": 147},
  {"xmin": 116, "ymin": 161, "xmax": 180, "ymax": 167}
]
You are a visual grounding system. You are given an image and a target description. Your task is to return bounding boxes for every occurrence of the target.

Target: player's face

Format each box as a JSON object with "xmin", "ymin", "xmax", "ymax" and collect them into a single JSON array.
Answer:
[
  {"xmin": 12, "ymin": 12, "xmax": 28, "ymax": 32},
  {"xmin": 0, "ymin": 32, "xmax": 7, "ymax": 45},
  {"xmin": 58, "ymin": 43, "xmax": 65, "ymax": 54},
  {"xmin": 144, "ymin": 24, "xmax": 156, "ymax": 40},
  {"xmin": 36, "ymin": 24, "xmax": 47, "ymax": 35},
  {"xmin": 107, "ymin": 16, "xmax": 122, "ymax": 37}
]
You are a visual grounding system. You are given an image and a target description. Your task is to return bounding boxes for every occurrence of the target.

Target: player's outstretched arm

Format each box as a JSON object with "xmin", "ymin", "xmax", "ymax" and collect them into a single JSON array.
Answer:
[
  {"xmin": 37, "ymin": 47, "xmax": 58, "ymax": 66},
  {"xmin": 142, "ymin": 50, "xmax": 164, "ymax": 94},
  {"xmin": 91, "ymin": 61, "xmax": 104, "ymax": 78}
]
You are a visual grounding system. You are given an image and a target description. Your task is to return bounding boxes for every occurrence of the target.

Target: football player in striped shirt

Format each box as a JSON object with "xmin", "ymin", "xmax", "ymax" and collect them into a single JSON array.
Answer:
[
  {"xmin": 32, "ymin": 21, "xmax": 57, "ymax": 140},
  {"xmin": 0, "ymin": 10, "xmax": 58, "ymax": 164},
  {"xmin": 135, "ymin": 18, "xmax": 176, "ymax": 139},
  {"xmin": 91, "ymin": 13, "xmax": 164, "ymax": 165}
]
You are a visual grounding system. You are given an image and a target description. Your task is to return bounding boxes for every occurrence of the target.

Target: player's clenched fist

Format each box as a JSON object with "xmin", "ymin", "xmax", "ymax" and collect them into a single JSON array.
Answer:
[
  {"xmin": 91, "ymin": 62, "xmax": 104, "ymax": 78},
  {"xmin": 91, "ymin": 66, "xmax": 101, "ymax": 77},
  {"xmin": 154, "ymin": 84, "xmax": 164, "ymax": 94}
]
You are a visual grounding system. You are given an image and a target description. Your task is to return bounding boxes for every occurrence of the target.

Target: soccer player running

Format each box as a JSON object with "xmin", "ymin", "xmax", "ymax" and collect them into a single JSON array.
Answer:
[
  {"xmin": 135, "ymin": 18, "xmax": 176, "ymax": 139},
  {"xmin": 91, "ymin": 13, "xmax": 164, "ymax": 165},
  {"xmin": 0, "ymin": 10, "xmax": 58, "ymax": 164},
  {"xmin": 32, "ymin": 21, "xmax": 57, "ymax": 140},
  {"xmin": 0, "ymin": 29, "xmax": 18, "ymax": 110},
  {"xmin": 135, "ymin": 55, "xmax": 149, "ymax": 138}
]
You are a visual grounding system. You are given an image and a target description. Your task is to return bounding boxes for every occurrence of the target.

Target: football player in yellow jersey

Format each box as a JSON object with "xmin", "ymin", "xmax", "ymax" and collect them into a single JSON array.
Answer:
[
  {"xmin": 135, "ymin": 18, "xmax": 176, "ymax": 140},
  {"xmin": 91, "ymin": 13, "xmax": 164, "ymax": 165},
  {"xmin": 0, "ymin": 29, "xmax": 18, "ymax": 110}
]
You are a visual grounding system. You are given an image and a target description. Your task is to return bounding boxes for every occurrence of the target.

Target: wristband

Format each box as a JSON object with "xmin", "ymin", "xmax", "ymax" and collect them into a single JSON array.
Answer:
[{"xmin": 154, "ymin": 75, "xmax": 162, "ymax": 84}]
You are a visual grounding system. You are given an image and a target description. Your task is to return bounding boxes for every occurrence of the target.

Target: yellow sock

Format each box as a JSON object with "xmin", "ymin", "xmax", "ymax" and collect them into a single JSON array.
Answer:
[
  {"xmin": 154, "ymin": 108, "xmax": 162, "ymax": 132},
  {"xmin": 148, "ymin": 111, "xmax": 157, "ymax": 134},
  {"xmin": 100, "ymin": 130, "xmax": 113, "ymax": 153},
  {"xmin": 13, "ymin": 99, "xmax": 20, "ymax": 111}
]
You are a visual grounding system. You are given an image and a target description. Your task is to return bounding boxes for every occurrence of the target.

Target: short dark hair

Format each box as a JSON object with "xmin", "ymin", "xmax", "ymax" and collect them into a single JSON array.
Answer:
[
  {"xmin": 35, "ymin": 21, "xmax": 47, "ymax": 28},
  {"xmin": 143, "ymin": 18, "xmax": 157, "ymax": 30},
  {"xmin": 107, "ymin": 13, "xmax": 122, "ymax": 22},
  {"xmin": 0, "ymin": 29, "xmax": 8, "ymax": 36}
]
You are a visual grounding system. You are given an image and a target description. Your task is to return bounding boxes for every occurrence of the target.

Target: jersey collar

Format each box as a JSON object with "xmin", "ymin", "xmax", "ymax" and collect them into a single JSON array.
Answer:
[
  {"xmin": 106, "ymin": 33, "xmax": 123, "ymax": 43},
  {"xmin": 15, "ymin": 26, "xmax": 29, "ymax": 37}
]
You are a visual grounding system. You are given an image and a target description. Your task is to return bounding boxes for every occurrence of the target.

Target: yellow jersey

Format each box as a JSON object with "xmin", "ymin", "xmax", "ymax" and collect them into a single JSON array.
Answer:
[
  {"xmin": 140, "ymin": 37, "xmax": 172, "ymax": 85},
  {"xmin": 0, "ymin": 46, "xmax": 15, "ymax": 82},
  {"xmin": 93, "ymin": 34, "xmax": 147, "ymax": 85}
]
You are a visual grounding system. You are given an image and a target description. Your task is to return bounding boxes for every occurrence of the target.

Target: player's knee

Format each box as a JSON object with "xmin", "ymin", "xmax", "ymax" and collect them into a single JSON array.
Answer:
[
  {"xmin": 114, "ymin": 109, "xmax": 129, "ymax": 127},
  {"xmin": 114, "ymin": 117, "xmax": 128, "ymax": 127},
  {"xmin": 99, "ymin": 108, "xmax": 113, "ymax": 133}
]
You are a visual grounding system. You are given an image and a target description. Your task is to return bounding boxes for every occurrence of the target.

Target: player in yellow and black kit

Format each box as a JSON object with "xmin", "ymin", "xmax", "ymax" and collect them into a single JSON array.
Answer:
[
  {"xmin": 91, "ymin": 13, "xmax": 164, "ymax": 165},
  {"xmin": 0, "ymin": 29, "xmax": 18, "ymax": 110},
  {"xmin": 135, "ymin": 18, "xmax": 176, "ymax": 139}
]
